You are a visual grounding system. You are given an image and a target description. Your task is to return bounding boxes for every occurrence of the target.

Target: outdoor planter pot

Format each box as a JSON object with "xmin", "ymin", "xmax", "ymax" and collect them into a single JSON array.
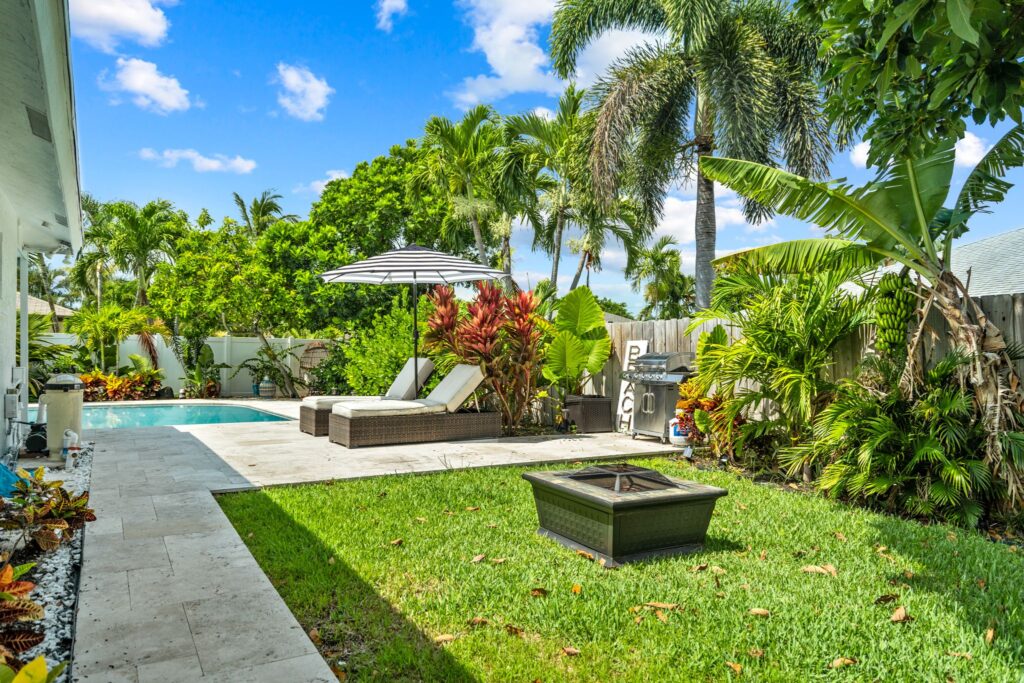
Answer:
[
  {"xmin": 565, "ymin": 394, "xmax": 613, "ymax": 433},
  {"xmin": 523, "ymin": 464, "xmax": 727, "ymax": 567}
]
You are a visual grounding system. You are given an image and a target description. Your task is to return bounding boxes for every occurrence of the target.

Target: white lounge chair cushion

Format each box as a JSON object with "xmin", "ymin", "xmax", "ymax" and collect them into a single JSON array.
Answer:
[
  {"xmin": 385, "ymin": 357, "xmax": 434, "ymax": 400},
  {"xmin": 424, "ymin": 363, "xmax": 485, "ymax": 413},
  {"xmin": 302, "ymin": 395, "xmax": 380, "ymax": 410},
  {"xmin": 332, "ymin": 399, "xmax": 446, "ymax": 418}
]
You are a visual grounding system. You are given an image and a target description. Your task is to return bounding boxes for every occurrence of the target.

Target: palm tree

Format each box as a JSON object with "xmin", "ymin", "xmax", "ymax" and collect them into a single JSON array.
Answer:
[
  {"xmin": 550, "ymin": 0, "xmax": 833, "ymax": 309},
  {"xmin": 70, "ymin": 194, "xmax": 116, "ymax": 311},
  {"xmin": 505, "ymin": 86, "xmax": 588, "ymax": 295},
  {"xmin": 103, "ymin": 200, "xmax": 183, "ymax": 306},
  {"xmin": 627, "ymin": 236, "xmax": 695, "ymax": 319},
  {"xmin": 28, "ymin": 253, "xmax": 69, "ymax": 331},
  {"xmin": 232, "ymin": 190, "xmax": 298, "ymax": 239},
  {"xmin": 698, "ymin": 126, "xmax": 1024, "ymax": 504},
  {"xmin": 66, "ymin": 305, "xmax": 168, "ymax": 371},
  {"xmin": 415, "ymin": 105, "xmax": 503, "ymax": 264},
  {"xmin": 567, "ymin": 200, "xmax": 647, "ymax": 291}
]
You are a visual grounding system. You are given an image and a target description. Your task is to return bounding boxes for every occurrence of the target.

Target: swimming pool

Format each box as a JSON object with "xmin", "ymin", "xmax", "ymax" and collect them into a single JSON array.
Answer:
[{"xmin": 30, "ymin": 403, "xmax": 291, "ymax": 430}]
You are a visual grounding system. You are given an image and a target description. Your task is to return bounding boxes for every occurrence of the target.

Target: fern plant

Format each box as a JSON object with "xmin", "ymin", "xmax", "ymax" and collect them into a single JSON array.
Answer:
[{"xmin": 784, "ymin": 352, "xmax": 1021, "ymax": 526}]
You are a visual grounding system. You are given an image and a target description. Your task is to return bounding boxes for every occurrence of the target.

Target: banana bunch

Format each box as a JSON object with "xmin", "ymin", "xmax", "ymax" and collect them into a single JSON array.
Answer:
[{"xmin": 874, "ymin": 272, "xmax": 916, "ymax": 357}]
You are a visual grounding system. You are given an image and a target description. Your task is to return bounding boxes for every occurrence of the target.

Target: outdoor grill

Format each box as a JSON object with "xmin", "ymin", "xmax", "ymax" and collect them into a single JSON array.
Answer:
[{"xmin": 621, "ymin": 352, "xmax": 694, "ymax": 443}]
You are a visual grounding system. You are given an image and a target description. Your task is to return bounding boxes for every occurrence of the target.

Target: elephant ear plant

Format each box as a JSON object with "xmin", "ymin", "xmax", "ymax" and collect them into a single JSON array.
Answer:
[{"xmin": 542, "ymin": 287, "xmax": 611, "ymax": 398}]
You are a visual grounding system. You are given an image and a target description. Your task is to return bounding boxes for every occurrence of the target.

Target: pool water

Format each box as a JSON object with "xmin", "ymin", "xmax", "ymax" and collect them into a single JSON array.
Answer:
[{"xmin": 30, "ymin": 403, "xmax": 291, "ymax": 430}]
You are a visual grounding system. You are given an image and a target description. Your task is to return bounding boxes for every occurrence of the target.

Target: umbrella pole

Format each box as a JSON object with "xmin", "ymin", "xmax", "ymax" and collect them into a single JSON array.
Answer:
[{"xmin": 412, "ymin": 280, "xmax": 419, "ymax": 396}]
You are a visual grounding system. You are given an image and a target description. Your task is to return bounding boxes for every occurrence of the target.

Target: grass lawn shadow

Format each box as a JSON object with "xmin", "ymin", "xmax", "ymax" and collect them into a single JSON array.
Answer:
[
  {"xmin": 871, "ymin": 514, "xmax": 1024, "ymax": 667},
  {"xmin": 217, "ymin": 488, "xmax": 477, "ymax": 682}
]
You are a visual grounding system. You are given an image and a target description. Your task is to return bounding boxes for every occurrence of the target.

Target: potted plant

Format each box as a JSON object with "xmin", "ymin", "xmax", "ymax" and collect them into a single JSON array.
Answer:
[
  {"xmin": 542, "ymin": 287, "xmax": 613, "ymax": 433},
  {"xmin": 232, "ymin": 345, "xmax": 305, "ymax": 400}
]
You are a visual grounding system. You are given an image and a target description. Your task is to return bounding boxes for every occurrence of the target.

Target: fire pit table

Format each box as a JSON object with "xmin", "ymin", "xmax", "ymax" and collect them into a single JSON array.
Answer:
[{"xmin": 523, "ymin": 464, "xmax": 727, "ymax": 567}]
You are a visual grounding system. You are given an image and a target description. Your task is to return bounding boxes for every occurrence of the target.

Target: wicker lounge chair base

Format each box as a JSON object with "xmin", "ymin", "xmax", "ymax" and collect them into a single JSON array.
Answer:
[
  {"xmin": 299, "ymin": 405, "xmax": 331, "ymax": 436},
  {"xmin": 329, "ymin": 411, "xmax": 502, "ymax": 448}
]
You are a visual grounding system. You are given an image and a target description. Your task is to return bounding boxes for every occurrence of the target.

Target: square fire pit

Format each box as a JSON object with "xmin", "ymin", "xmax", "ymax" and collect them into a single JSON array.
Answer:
[{"xmin": 522, "ymin": 464, "xmax": 727, "ymax": 566}]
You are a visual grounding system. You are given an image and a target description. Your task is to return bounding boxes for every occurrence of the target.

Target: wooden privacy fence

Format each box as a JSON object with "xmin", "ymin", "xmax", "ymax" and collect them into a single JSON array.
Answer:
[{"xmin": 597, "ymin": 293, "xmax": 1024, "ymax": 400}]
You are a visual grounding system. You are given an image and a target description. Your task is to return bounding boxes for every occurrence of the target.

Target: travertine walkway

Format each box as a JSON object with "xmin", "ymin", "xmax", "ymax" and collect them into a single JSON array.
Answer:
[{"xmin": 74, "ymin": 401, "xmax": 676, "ymax": 681}]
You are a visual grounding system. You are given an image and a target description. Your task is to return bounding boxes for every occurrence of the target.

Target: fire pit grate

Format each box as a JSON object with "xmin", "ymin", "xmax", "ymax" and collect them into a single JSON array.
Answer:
[{"xmin": 566, "ymin": 464, "xmax": 675, "ymax": 493}]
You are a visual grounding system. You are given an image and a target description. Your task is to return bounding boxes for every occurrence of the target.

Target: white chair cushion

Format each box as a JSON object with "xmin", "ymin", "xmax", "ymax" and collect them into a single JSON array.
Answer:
[
  {"xmin": 332, "ymin": 399, "xmax": 446, "ymax": 418},
  {"xmin": 302, "ymin": 395, "xmax": 381, "ymax": 410},
  {"xmin": 385, "ymin": 357, "xmax": 435, "ymax": 400},
  {"xmin": 424, "ymin": 364, "xmax": 485, "ymax": 413}
]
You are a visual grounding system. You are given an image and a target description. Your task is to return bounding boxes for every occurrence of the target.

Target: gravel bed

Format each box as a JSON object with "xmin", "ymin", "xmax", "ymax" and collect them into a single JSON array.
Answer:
[{"xmin": 3, "ymin": 444, "xmax": 94, "ymax": 679}]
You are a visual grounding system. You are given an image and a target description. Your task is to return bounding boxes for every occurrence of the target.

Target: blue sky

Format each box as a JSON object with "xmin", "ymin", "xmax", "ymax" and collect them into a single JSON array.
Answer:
[{"xmin": 69, "ymin": 0, "xmax": 1024, "ymax": 314}]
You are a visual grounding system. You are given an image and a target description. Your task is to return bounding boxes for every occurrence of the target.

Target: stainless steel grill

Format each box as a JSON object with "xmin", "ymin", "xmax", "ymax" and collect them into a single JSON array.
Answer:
[{"xmin": 622, "ymin": 352, "xmax": 693, "ymax": 443}]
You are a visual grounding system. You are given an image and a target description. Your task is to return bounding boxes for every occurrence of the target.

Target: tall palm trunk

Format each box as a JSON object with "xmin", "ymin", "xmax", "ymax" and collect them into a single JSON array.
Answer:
[
  {"xmin": 693, "ymin": 87, "xmax": 717, "ymax": 311},
  {"xmin": 469, "ymin": 215, "xmax": 487, "ymax": 264},
  {"xmin": 569, "ymin": 249, "xmax": 588, "ymax": 291},
  {"xmin": 549, "ymin": 211, "xmax": 565, "ymax": 292},
  {"xmin": 694, "ymin": 143, "xmax": 717, "ymax": 310},
  {"xmin": 909, "ymin": 272, "xmax": 1024, "ymax": 505}
]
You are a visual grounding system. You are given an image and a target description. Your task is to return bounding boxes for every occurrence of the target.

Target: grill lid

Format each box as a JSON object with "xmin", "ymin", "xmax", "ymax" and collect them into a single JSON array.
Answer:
[{"xmin": 632, "ymin": 352, "xmax": 691, "ymax": 373}]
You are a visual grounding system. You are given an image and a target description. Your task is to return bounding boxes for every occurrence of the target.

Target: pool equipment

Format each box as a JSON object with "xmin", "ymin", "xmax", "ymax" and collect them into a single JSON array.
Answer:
[{"xmin": 39, "ymin": 373, "xmax": 84, "ymax": 459}]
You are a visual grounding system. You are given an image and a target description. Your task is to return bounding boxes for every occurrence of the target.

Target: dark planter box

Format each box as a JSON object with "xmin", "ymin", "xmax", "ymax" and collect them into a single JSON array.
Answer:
[
  {"xmin": 565, "ymin": 394, "xmax": 613, "ymax": 433},
  {"xmin": 523, "ymin": 464, "xmax": 727, "ymax": 566}
]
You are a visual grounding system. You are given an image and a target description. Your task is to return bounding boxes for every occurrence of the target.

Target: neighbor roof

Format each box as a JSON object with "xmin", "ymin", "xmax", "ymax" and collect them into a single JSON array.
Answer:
[
  {"xmin": 16, "ymin": 293, "xmax": 75, "ymax": 318},
  {"xmin": 950, "ymin": 228, "xmax": 1024, "ymax": 297}
]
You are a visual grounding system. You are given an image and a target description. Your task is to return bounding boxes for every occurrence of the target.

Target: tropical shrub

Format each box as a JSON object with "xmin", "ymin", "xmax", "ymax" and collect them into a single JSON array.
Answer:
[
  {"xmin": 700, "ymin": 129, "xmax": 1024, "ymax": 504},
  {"xmin": 0, "ymin": 655, "xmax": 66, "ymax": 681},
  {"xmin": 233, "ymin": 344, "xmax": 304, "ymax": 398},
  {"xmin": 541, "ymin": 287, "xmax": 611, "ymax": 397},
  {"xmin": 426, "ymin": 283, "xmax": 544, "ymax": 433},
  {"xmin": 690, "ymin": 268, "xmax": 873, "ymax": 472},
  {"xmin": 0, "ymin": 468, "xmax": 95, "ymax": 551},
  {"xmin": 784, "ymin": 353, "xmax": 1024, "ymax": 527},
  {"xmin": 317, "ymin": 294, "xmax": 438, "ymax": 397},
  {"xmin": 79, "ymin": 357, "xmax": 165, "ymax": 402},
  {"xmin": 179, "ymin": 344, "xmax": 227, "ymax": 399},
  {"xmin": 65, "ymin": 305, "xmax": 167, "ymax": 372},
  {"xmin": 15, "ymin": 314, "xmax": 71, "ymax": 399}
]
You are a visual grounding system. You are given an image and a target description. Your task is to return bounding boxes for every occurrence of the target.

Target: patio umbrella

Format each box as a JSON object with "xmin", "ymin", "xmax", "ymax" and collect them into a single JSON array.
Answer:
[{"xmin": 320, "ymin": 244, "xmax": 505, "ymax": 393}]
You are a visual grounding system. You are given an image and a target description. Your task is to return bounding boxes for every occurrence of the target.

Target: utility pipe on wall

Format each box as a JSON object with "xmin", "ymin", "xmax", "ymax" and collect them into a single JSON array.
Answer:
[{"xmin": 18, "ymin": 253, "xmax": 29, "ymax": 419}]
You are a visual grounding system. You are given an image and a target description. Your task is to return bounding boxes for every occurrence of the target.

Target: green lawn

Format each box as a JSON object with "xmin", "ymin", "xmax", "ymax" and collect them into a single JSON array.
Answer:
[{"xmin": 218, "ymin": 458, "xmax": 1024, "ymax": 682}]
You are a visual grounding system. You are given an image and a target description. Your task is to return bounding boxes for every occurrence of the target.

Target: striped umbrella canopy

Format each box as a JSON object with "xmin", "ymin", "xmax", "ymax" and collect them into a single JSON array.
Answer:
[
  {"xmin": 320, "ymin": 245, "xmax": 505, "ymax": 393},
  {"xmin": 320, "ymin": 244, "xmax": 504, "ymax": 285}
]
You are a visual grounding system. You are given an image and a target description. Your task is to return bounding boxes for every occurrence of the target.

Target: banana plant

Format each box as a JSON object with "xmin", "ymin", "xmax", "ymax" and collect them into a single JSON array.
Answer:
[
  {"xmin": 542, "ymin": 287, "xmax": 612, "ymax": 397},
  {"xmin": 698, "ymin": 124, "xmax": 1024, "ymax": 505}
]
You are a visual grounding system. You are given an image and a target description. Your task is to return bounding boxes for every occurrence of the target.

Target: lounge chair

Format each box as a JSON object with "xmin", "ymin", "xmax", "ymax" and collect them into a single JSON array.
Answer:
[
  {"xmin": 299, "ymin": 358, "xmax": 434, "ymax": 436},
  {"xmin": 328, "ymin": 364, "xmax": 501, "ymax": 448}
]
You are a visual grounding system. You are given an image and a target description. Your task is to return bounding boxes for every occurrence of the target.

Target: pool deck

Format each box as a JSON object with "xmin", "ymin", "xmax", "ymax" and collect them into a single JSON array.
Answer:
[{"xmin": 73, "ymin": 399, "xmax": 678, "ymax": 682}]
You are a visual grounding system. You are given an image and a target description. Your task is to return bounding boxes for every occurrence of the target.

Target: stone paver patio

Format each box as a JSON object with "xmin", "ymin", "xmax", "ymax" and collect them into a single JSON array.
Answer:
[{"xmin": 74, "ymin": 401, "xmax": 676, "ymax": 681}]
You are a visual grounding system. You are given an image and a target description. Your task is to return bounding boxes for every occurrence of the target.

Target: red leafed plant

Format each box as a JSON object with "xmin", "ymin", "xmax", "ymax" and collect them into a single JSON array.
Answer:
[{"xmin": 426, "ymin": 283, "xmax": 543, "ymax": 434}]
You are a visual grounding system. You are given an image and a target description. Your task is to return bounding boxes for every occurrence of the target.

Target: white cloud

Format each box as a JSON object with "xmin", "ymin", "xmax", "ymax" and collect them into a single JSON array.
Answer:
[
  {"xmin": 573, "ymin": 29, "xmax": 665, "ymax": 85},
  {"xmin": 850, "ymin": 141, "xmax": 870, "ymax": 169},
  {"xmin": 451, "ymin": 0, "xmax": 561, "ymax": 108},
  {"xmin": 451, "ymin": 2, "xmax": 662, "ymax": 107},
  {"xmin": 849, "ymin": 134, "xmax": 988, "ymax": 170},
  {"xmin": 296, "ymin": 169, "xmax": 349, "ymax": 194},
  {"xmin": 139, "ymin": 148, "xmax": 256, "ymax": 174},
  {"xmin": 70, "ymin": 0, "xmax": 174, "ymax": 53},
  {"xmin": 100, "ymin": 57, "xmax": 190, "ymax": 114},
  {"xmin": 532, "ymin": 106, "xmax": 555, "ymax": 120},
  {"xmin": 955, "ymin": 131, "xmax": 989, "ymax": 167},
  {"xmin": 655, "ymin": 195, "xmax": 751, "ymax": 244},
  {"xmin": 274, "ymin": 63, "xmax": 334, "ymax": 121},
  {"xmin": 376, "ymin": 0, "xmax": 408, "ymax": 31}
]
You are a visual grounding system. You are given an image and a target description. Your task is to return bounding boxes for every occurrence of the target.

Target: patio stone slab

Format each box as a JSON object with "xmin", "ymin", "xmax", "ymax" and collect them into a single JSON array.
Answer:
[
  {"xmin": 75, "ymin": 401, "xmax": 677, "ymax": 681},
  {"xmin": 184, "ymin": 590, "xmax": 319, "ymax": 673}
]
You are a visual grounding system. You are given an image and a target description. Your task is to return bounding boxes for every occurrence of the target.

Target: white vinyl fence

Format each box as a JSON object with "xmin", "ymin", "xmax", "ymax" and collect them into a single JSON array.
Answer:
[{"xmin": 42, "ymin": 334, "xmax": 331, "ymax": 397}]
